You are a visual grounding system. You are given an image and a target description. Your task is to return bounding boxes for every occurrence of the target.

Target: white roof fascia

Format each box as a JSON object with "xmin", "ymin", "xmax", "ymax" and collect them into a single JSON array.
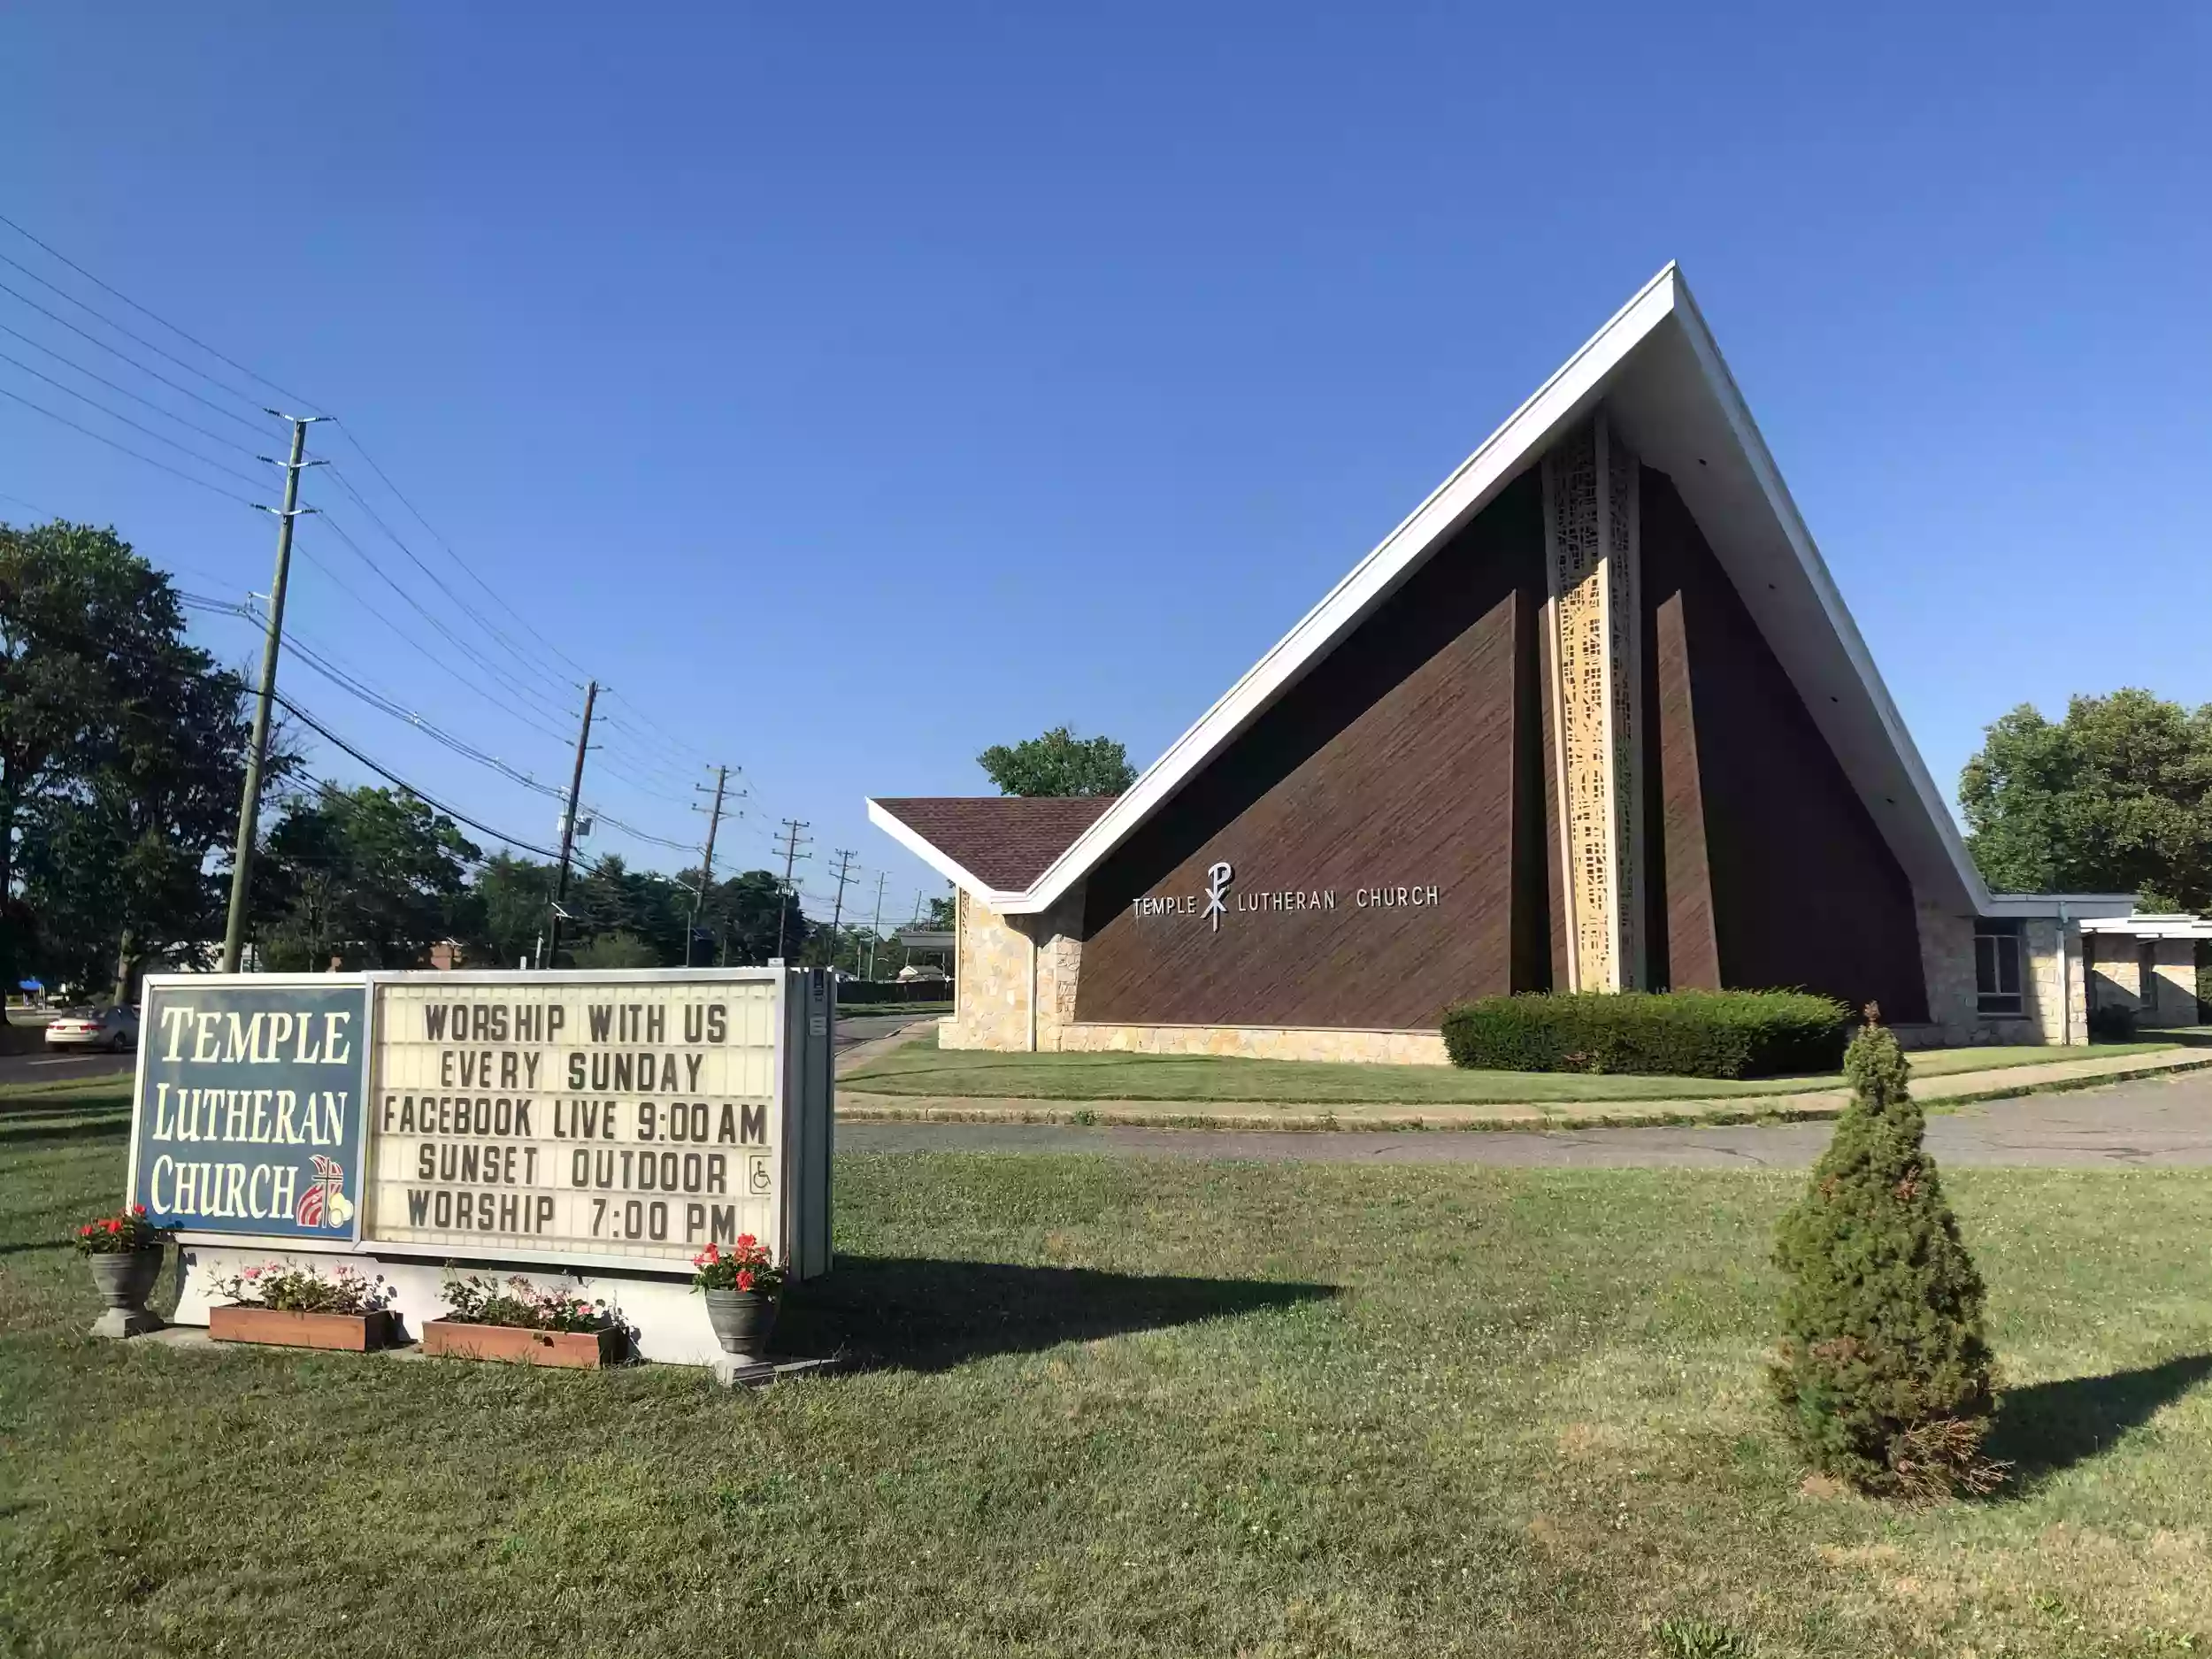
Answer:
[
  {"xmin": 2078, "ymin": 912, "xmax": 2212, "ymax": 935},
  {"xmin": 1663, "ymin": 276, "xmax": 1998, "ymax": 916},
  {"xmin": 864, "ymin": 798, "xmax": 1023, "ymax": 908},
  {"xmin": 999, "ymin": 264, "xmax": 1685, "ymax": 916},
  {"xmin": 1980, "ymin": 892, "xmax": 2139, "ymax": 920}
]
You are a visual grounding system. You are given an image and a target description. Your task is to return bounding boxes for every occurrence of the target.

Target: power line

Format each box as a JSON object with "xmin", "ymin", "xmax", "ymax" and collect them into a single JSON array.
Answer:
[
  {"xmin": 0, "ymin": 276, "xmax": 276, "ymax": 433},
  {"xmin": 309, "ymin": 512, "xmax": 582, "ymax": 728},
  {"xmin": 184, "ymin": 590, "xmax": 573, "ymax": 803},
  {"xmin": 273, "ymin": 692, "xmax": 563, "ymax": 859},
  {"xmin": 0, "ymin": 320, "xmax": 269, "ymax": 446},
  {"xmin": 323, "ymin": 463, "xmax": 580, "ymax": 703},
  {"xmin": 0, "ymin": 210, "xmax": 316, "ymax": 408},
  {"xmin": 0, "ymin": 347, "xmax": 269, "ymax": 488},
  {"xmin": 279, "ymin": 535, "xmax": 578, "ymax": 748},
  {"xmin": 0, "ymin": 247, "xmax": 273, "ymax": 416},
  {"xmin": 0, "ymin": 382, "xmax": 259, "ymax": 507},
  {"xmin": 333, "ymin": 419, "xmax": 593, "ymax": 682}
]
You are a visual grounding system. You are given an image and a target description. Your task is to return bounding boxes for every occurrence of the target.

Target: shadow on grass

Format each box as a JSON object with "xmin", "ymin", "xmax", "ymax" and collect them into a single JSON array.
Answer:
[
  {"xmin": 0, "ymin": 1238, "xmax": 69, "ymax": 1256},
  {"xmin": 1991, "ymin": 1352, "xmax": 2212, "ymax": 1490},
  {"xmin": 775, "ymin": 1255, "xmax": 1338, "ymax": 1372}
]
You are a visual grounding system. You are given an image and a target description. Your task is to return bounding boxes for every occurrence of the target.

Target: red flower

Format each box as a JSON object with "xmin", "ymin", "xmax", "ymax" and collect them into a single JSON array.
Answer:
[
  {"xmin": 735, "ymin": 1233, "xmax": 757, "ymax": 1250},
  {"xmin": 105, "ymin": 1218, "xmax": 122, "ymax": 1233},
  {"xmin": 79, "ymin": 1224, "xmax": 93, "ymax": 1236},
  {"xmin": 734, "ymin": 1269, "xmax": 755, "ymax": 1293},
  {"xmin": 131, "ymin": 1203, "xmax": 146, "ymax": 1215}
]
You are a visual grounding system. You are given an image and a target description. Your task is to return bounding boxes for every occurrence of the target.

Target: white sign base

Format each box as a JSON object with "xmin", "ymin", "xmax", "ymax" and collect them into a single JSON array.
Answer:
[{"xmin": 173, "ymin": 1243, "xmax": 741, "ymax": 1367}]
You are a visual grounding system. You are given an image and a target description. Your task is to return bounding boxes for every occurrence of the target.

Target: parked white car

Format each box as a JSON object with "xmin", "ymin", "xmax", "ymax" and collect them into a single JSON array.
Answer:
[{"xmin": 43, "ymin": 1005, "xmax": 139, "ymax": 1052}]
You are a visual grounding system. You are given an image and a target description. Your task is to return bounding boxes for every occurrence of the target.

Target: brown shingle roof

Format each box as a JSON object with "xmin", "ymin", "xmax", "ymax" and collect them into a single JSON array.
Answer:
[{"xmin": 872, "ymin": 796, "xmax": 1117, "ymax": 891}]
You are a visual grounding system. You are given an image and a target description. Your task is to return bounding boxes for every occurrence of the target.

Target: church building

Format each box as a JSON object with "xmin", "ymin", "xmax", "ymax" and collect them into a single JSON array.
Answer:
[{"xmin": 870, "ymin": 266, "xmax": 2131, "ymax": 1064}]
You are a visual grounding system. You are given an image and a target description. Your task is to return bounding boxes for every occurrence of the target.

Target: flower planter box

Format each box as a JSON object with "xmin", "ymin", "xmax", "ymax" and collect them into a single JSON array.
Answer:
[
  {"xmin": 209, "ymin": 1305, "xmax": 396, "ymax": 1352},
  {"xmin": 422, "ymin": 1321, "xmax": 624, "ymax": 1369}
]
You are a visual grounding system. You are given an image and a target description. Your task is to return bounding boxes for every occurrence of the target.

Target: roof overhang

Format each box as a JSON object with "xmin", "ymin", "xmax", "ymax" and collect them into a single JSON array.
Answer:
[
  {"xmin": 2078, "ymin": 911, "xmax": 2212, "ymax": 936},
  {"xmin": 865, "ymin": 796, "xmax": 1016, "ymax": 904},
  {"xmin": 882, "ymin": 265, "xmax": 2081, "ymax": 924},
  {"xmin": 1981, "ymin": 893, "xmax": 2139, "ymax": 921}
]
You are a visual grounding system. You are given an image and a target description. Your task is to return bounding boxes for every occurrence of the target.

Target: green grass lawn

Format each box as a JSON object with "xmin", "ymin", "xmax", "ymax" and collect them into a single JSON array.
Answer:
[
  {"xmin": 5, "ymin": 1087, "xmax": 2212, "ymax": 1656},
  {"xmin": 841, "ymin": 1028, "xmax": 2184, "ymax": 1104}
]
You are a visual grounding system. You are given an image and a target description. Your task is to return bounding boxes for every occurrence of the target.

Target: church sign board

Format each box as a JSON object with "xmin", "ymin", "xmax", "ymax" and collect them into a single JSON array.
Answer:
[
  {"xmin": 129, "ymin": 976, "xmax": 371, "ymax": 1241},
  {"xmin": 127, "ymin": 967, "xmax": 833, "ymax": 1291}
]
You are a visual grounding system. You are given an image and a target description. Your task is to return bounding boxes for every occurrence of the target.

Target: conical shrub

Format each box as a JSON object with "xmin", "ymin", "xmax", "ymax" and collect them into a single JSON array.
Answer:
[{"xmin": 1770, "ymin": 1012, "xmax": 2002, "ymax": 1499}]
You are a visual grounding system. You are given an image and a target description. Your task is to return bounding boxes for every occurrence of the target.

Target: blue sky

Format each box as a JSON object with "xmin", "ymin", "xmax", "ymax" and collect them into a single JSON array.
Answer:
[{"xmin": 2, "ymin": 4, "xmax": 2206, "ymax": 923}]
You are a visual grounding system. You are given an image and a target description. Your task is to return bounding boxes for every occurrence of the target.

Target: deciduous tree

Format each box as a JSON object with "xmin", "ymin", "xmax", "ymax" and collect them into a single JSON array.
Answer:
[
  {"xmin": 2, "ymin": 520, "xmax": 255, "ymax": 999},
  {"xmin": 1960, "ymin": 689, "xmax": 2212, "ymax": 910},
  {"xmin": 977, "ymin": 726, "xmax": 1134, "ymax": 797}
]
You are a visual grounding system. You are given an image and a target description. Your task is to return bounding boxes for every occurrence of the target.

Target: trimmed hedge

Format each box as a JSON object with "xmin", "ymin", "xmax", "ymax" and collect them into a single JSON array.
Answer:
[
  {"xmin": 1441, "ymin": 989, "xmax": 1854, "ymax": 1079},
  {"xmin": 837, "ymin": 979, "xmax": 956, "ymax": 1007}
]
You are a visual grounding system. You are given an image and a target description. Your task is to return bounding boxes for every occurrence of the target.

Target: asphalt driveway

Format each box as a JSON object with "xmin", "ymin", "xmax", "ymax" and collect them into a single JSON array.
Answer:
[{"xmin": 837, "ymin": 1066, "xmax": 2212, "ymax": 1170}]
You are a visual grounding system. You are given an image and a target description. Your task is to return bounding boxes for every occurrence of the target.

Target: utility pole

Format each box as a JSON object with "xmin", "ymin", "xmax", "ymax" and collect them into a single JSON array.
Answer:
[
  {"xmin": 865, "ymin": 872, "xmax": 888, "ymax": 979},
  {"xmin": 826, "ymin": 849, "xmax": 858, "ymax": 972},
  {"xmin": 221, "ymin": 413, "xmax": 325, "ymax": 972},
  {"xmin": 689, "ymin": 764, "xmax": 729, "ymax": 964},
  {"xmin": 546, "ymin": 680, "xmax": 598, "ymax": 967},
  {"xmin": 771, "ymin": 818, "xmax": 810, "ymax": 961}
]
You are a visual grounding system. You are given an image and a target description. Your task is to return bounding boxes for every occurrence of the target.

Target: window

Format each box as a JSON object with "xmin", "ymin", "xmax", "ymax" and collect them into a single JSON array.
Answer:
[{"xmin": 1974, "ymin": 920, "xmax": 2023, "ymax": 1016}]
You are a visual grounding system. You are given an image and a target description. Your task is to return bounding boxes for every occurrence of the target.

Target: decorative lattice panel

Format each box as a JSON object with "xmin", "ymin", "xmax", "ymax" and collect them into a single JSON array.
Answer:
[
  {"xmin": 1544, "ymin": 420, "xmax": 1612, "ymax": 991},
  {"xmin": 1542, "ymin": 412, "xmax": 1642, "ymax": 991}
]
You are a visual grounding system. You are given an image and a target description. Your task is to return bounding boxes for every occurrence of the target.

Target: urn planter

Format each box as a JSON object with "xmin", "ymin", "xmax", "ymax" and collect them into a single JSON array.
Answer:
[
  {"xmin": 87, "ymin": 1246, "xmax": 165, "ymax": 1339},
  {"xmin": 701, "ymin": 1289, "xmax": 780, "ymax": 1360},
  {"xmin": 210, "ymin": 1305, "xmax": 396, "ymax": 1352},
  {"xmin": 423, "ymin": 1321, "xmax": 625, "ymax": 1369}
]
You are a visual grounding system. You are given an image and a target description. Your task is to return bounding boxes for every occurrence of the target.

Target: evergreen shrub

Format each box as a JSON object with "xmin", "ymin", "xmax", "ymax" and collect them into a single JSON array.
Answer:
[
  {"xmin": 1439, "ymin": 989, "xmax": 1852, "ymax": 1079},
  {"xmin": 1770, "ymin": 1016, "xmax": 2002, "ymax": 1501}
]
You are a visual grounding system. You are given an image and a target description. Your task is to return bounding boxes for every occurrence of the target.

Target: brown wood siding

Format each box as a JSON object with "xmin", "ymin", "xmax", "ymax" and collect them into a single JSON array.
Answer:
[
  {"xmin": 1649, "ymin": 590, "xmax": 1719, "ymax": 989},
  {"xmin": 1639, "ymin": 467, "xmax": 1928, "ymax": 1020},
  {"xmin": 1074, "ymin": 472, "xmax": 1548, "ymax": 1029},
  {"xmin": 1538, "ymin": 601, "xmax": 1572, "ymax": 992}
]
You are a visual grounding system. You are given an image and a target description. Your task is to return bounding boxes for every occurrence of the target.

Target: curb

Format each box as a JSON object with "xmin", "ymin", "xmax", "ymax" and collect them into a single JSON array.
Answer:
[{"xmin": 836, "ymin": 1051, "xmax": 2212, "ymax": 1135}]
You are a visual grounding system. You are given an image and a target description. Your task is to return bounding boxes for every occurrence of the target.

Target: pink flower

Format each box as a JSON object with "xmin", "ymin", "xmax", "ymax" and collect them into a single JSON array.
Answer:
[{"xmin": 243, "ymin": 1267, "xmax": 262, "ymax": 1279}]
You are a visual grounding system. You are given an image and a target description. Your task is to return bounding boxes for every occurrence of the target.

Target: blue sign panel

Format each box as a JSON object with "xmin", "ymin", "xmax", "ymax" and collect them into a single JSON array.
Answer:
[{"xmin": 130, "ymin": 979, "xmax": 370, "ymax": 1241}]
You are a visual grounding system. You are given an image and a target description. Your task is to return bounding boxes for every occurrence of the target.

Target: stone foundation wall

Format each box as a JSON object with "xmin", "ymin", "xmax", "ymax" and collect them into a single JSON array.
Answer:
[
  {"xmin": 943, "ymin": 890, "xmax": 1033, "ymax": 1051},
  {"xmin": 1053, "ymin": 1022, "xmax": 1448, "ymax": 1066}
]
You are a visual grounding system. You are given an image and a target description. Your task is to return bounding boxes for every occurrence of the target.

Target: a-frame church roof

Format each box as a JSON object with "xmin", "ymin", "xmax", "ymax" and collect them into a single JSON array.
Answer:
[{"xmin": 872, "ymin": 266, "xmax": 2125, "ymax": 922}]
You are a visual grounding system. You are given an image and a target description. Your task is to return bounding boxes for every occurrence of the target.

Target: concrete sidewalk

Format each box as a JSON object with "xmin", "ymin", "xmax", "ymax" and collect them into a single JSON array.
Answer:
[
  {"xmin": 836, "ymin": 1044, "xmax": 2212, "ymax": 1133},
  {"xmin": 841, "ymin": 1067, "xmax": 2212, "ymax": 1170}
]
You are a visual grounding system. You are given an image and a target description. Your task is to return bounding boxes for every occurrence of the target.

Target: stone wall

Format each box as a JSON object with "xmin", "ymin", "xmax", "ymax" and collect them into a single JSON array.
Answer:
[
  {"xmin": 1054, "ymin": 1021, "xmax": 1449, "ymax": 1066},
  {"xmin": 2085, "ymin": 939, "xmax": 2144, "ymax": 1014},
  {"xmin": 1032, "ymin": 887, "xmax": 1087, "ymax": 1053},
  {"xmin": 2021, "ymin": 918, "xmax": 2086, "ymax": 1046},
  {"xmin": 942, "ymin": 889, "xmax": 1033, "ymax": 1051},
  {"xmin": 1914, "ymin": 904, "xmax": 2085, "ymax": 1048},
  {"xmin": 1916, "ymin": 904, "xmax": 1978, "ymax": 1041},
  {"xmin": 2149, "ymin": 939, "xmax": 2203, "ymax": 1025},
  {"xmin": 942, "ymin": 885, "xmax": 1087, "ymax": 1053}
]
